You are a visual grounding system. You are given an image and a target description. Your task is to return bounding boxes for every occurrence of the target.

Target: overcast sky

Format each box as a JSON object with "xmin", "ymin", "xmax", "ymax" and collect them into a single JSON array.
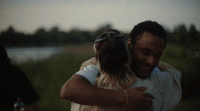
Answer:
[{"xmin": 0, "ymin": 0, "xmax": 199, "ymax": 34}]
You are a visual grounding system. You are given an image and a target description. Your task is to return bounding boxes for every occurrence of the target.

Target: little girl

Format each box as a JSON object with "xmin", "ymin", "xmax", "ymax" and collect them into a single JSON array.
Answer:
[
  {"xmin": 71, "ymin": 29, "xmax": 137, "ymax": 111},
  {"xmin": 93, "ymin": 29, "xmax": 137, "ymax": 90}
]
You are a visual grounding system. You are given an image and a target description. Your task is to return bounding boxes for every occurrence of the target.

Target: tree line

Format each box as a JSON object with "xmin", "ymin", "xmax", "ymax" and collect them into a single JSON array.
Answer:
[
  {"xmin": 0, "ymin": 24, "xmax": 113, "ymax": 47},
  {"xmin": 0, "ymin": 23, "xmax": 199, "ymax": 47}
]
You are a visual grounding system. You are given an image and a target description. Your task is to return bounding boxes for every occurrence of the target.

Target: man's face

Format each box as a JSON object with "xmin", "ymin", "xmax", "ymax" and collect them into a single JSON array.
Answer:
[{"xmin": 129, "ymin": 31, "xmax": 165, "ymax": 79}]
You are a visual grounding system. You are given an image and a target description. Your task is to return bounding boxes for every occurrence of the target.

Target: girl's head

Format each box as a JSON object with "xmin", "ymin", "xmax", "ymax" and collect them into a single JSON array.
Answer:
[{"xmin": 94, "ymin": 29, "xmax": 131, "ymax": 76}]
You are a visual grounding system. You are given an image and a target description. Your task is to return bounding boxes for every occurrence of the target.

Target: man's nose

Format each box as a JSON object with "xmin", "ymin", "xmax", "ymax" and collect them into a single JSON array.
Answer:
[{"xmin": 146, "ymin": 55, "xmax": 156, "ymax": 67}]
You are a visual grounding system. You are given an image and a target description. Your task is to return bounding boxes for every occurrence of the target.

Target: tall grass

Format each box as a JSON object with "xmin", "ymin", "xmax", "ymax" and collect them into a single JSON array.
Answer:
[
  {"xmin": 161, "ymin": 43, "xmax": 200, "ymax": 86},
  {"xmin": 14, "ymin": 43, "xmax": 200, "ymax": 110},
  {"xmin": 14, "ymin": 43, "xmax": 94, "ymax": 111}
]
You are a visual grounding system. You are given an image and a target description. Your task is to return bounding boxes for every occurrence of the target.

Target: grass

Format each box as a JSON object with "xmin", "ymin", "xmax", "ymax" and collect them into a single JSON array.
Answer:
[
  {"xmin": 174, "ymin": 98, "xmax": 200, "ymax": 111},
  {"xmin": 13, "ymin": 43, "xmax": 200, "ymax": 111},
  {"xmin": 14, "ymin": 43, "xmax": 94, "ymax": 111}
]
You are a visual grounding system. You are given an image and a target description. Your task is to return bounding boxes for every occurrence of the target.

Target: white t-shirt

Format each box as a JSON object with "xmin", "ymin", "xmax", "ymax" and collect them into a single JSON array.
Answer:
[{"xmin": 75, "ymin": 65, "xmax": 182, "ymax": 111}]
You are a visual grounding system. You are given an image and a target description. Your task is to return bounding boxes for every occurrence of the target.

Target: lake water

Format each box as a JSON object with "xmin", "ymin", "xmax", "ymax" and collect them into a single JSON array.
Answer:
[{"xmin": 5, "ymin": 47, "xmax": 65, "ymax": 63}]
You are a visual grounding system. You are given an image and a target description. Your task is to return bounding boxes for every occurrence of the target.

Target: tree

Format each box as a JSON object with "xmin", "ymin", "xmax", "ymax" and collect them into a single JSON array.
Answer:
[
  {"xmin": 189, "ymin": 24, "xmax": 198, "ymax": 41},
  {"xmin": 49, "ymin": 26, "xmax": 60, "ymax": 44},
  {"xmin": 7, "ymin": 26, "xmax": 16, "ymax": 33},
  {"xmin": 33, "ymin": 28, "xmax": 48, "ymax": 46},
  {"xmin": 0, "ymin": 26, "xmax": 17, "ymax": 46},
  {"xmin": 93, "ymin": 23, "xmax": 113, "ymax": 40},
  {"xmin": 173, "ymin": 24, "xmax": 188, "ymax": 44}
]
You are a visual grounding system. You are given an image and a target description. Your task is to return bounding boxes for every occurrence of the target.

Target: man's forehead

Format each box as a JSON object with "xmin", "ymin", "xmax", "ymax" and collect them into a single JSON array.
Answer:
[
  {"xmin": 134, "ymin": 32, "xmax": 165, "ymax": 52},
  {"xmin": 141, "ymin": 47, "xmax": 163, "ymax": 54},
  {"xmin": 136, "ymin": 31, "xmax": 165, "ymax": 42},
  {"xmin": 138, "ymin": 32, "xmax": 164, "ymax": 43}
]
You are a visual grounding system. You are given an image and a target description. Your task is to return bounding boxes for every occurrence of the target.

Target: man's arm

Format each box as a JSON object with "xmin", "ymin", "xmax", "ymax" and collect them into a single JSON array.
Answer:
[
  {"xmin": 61, "ymin": 74, "xmax": 154, "ymax": 110},
  {"xmin": 158, "ymin": 61, "xmax": 182, "ymax": 78},
  {"xmin": 61, "ymin": 75, "xmax": 126, "ymax": 106},
  {"xmin": 61, "ymin": 57, "xmax": 154, "ymax": 110},
  {"xmin": 158, "ymin": 62, "xmax": 182, "ymax": 110}
]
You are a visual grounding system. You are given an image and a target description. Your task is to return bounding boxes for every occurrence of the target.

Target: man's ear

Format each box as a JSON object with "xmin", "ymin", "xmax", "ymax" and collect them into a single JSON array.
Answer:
[{"xmin": 127, "ymin": 38, "xmax": 132, "ymax": 50}]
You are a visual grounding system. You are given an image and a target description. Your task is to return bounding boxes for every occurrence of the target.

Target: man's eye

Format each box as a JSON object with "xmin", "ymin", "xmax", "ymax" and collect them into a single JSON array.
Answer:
[
  {"xmin": 155, "ymin": 54, "xmax": 162, "ymax": 59},
  {"xmin": 143, "ymin": 51, "xmax": 150, "ymax": 55}
]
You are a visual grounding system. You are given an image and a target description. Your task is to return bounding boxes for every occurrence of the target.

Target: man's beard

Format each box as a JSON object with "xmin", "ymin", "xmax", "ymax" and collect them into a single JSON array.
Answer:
[
  {"xmin": 130, "ymin": 56, "xmax": 155, "ymax": 79},
  {"xmin": 130, "ymin": 60, "xmax": 143, "ymax": 79}
]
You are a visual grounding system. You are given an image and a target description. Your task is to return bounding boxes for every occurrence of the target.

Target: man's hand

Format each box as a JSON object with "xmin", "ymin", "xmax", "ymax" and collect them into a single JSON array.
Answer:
[
  {"xmin": 80, "ymin": 57, "xmax": 97, "ymax": 70},
  {"xmin": 126, "ymin": 87, "xmax": 154, "ymax": 110}
]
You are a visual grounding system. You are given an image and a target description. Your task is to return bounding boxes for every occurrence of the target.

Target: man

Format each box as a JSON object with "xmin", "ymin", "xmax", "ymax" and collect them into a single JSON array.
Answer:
[
  {"xmin": 0, "ymin": 44, "xmax": 40, "ymax": 111},
  {"xmin": 60, "ymin": 21, "xmax": 182, "ymax": 110}
]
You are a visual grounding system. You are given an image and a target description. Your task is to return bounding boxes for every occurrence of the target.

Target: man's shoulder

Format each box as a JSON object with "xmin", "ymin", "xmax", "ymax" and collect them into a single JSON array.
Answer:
[
  {"xmin": 150, "ymin": 67, "xmax": 171, "ymax": 81},
  {"xmin": 151, "ymin": 67, "xmax": 161, "ymax": 75},
  {"xmin": 151, "ymin": 67, "xmax": 182, "ymax": 83}
]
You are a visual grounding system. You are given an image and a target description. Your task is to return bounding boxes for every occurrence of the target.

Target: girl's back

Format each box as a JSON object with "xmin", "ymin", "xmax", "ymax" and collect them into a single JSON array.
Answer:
[{"xmin": 71, "ymin": 29, "xmax": 136, "ymax": 111}]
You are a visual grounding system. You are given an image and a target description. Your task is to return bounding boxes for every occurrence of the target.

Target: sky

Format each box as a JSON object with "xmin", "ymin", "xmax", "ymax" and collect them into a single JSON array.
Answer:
[{"xmin": 0, "ymin": 0, "xmax": 200, "ymax": 34}]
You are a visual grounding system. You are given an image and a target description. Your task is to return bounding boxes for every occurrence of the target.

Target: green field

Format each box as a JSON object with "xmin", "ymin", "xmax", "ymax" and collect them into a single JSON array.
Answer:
[{"xmin": 14, "ymin": 43, "xmax": 200, "ymax": 111}]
